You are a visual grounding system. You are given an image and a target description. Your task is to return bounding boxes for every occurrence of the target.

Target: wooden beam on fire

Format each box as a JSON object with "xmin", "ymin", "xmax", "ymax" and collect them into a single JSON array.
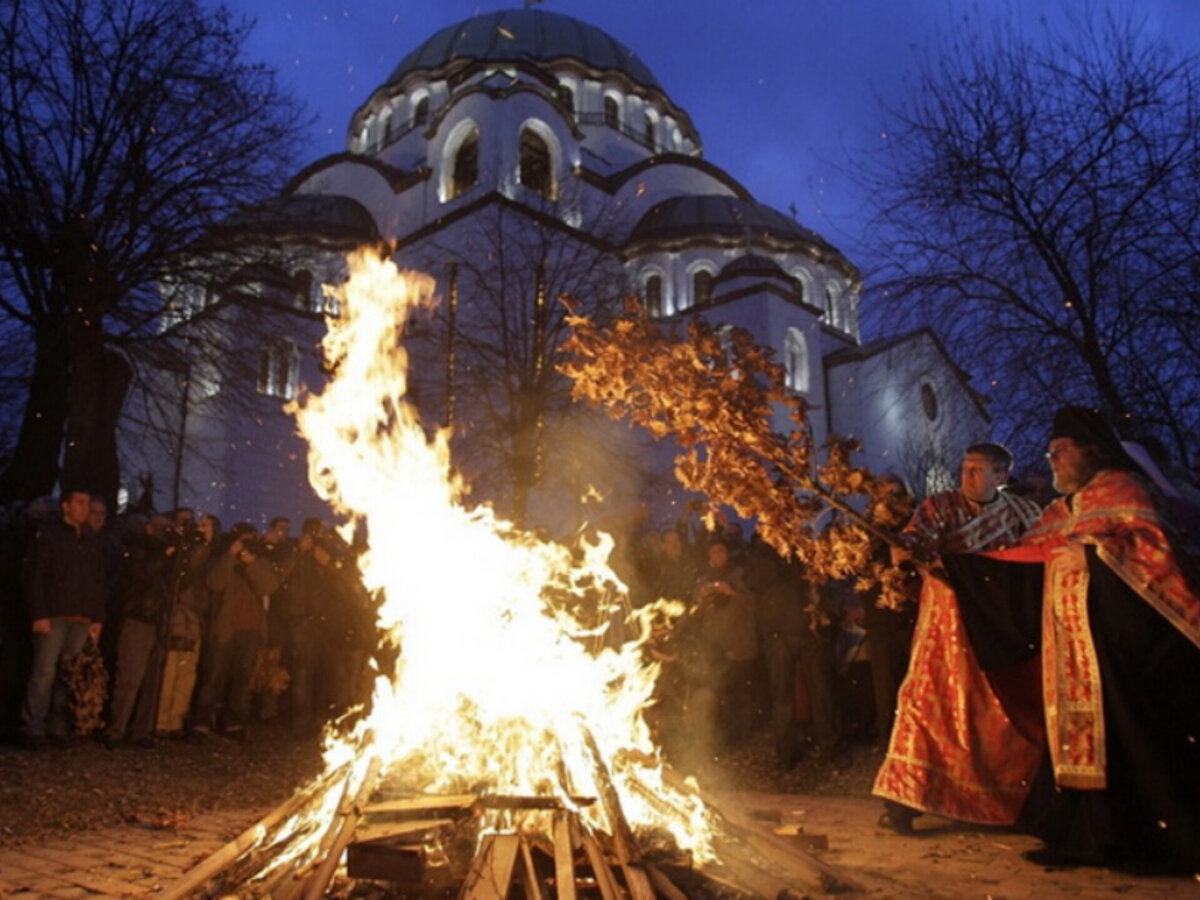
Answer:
[
  {"xmin": 298, "ymin": 755, "xmax": 385, "ymax": 900},
  {"xmin": 579, "ymin": 825, "xmax": 625, "ymax": 900},
  {"xmin": 580, "ymin": 727, "xmax": 658, "ymax": 900},
  {"xmin": 459, "ymin": 833, "xmax": 522, "ymax": 900},
  {"xmin": 155, "ymin": 761, "xmax": 352, "ymax": 900},
  {"xmin": 552, "ymin": 812, "xmax": 578, "ymax": 900}
]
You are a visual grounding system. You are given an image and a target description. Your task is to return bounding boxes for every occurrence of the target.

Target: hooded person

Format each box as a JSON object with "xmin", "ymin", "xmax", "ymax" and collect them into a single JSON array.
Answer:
[{"xmin": 942, "ymin": 405, "xmax": 1200, "ymax": 872}]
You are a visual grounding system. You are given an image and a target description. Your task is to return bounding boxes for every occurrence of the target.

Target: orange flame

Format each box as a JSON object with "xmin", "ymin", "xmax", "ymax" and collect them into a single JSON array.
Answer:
[{"xmin": 286, "ymin": 249, "xmax": 713, "ymax": 865}]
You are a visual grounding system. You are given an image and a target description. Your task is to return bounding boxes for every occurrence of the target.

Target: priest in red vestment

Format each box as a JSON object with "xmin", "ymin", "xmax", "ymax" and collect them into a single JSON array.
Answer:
[
  {"xmin": 873, "ymin": 443, "xmax": 1042, "ymax": 831},
  {"xmin": 945, "ymin": 407, "xmax": 1200, "ymax": 872}
]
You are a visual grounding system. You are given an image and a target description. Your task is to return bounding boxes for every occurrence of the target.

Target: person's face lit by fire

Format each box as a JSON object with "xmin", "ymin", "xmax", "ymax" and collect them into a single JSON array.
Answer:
[
  {"xmin": 1046, "ymin": 438, "xmax": 1095, "ymax": 495},
  {"xmin": 266, "ymin": 518, "xmax": 290, "ymax": 545},
  {"xmin": 706, "ymin": 542, "xmax": 729, "ymax": 570},
  {"xmin": 87, "ymin": 498, "xmax": 107, "ymax": 533},
  {"xmin": 198, "ymin": 515, "xmax": 218, "ymax": 543},
  {"xmin": 61, "ymin": 491, "xmax": 91, "ymax": 529},
  {"xmin": 960, "ymin": 452, "xmax": 1005, "ymax": 504}
]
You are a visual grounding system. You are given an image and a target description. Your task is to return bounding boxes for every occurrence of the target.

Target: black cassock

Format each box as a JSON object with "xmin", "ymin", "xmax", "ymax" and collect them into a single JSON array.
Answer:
[{"xmin": 943, "ymin": 550, "xmax": 1200, "ymax": 872}]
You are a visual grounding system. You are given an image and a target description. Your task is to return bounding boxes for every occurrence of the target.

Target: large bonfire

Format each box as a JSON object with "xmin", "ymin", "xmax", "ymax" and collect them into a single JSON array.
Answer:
[{"xmin": 279, "ymin": 249, "xmax": 714, "ymax": 871}]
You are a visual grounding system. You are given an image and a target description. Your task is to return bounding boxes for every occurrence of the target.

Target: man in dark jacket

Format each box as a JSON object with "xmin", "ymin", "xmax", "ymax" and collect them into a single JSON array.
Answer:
[
  {"xmin": 101, "ymin": 516, "xmax": 176, "ymax": 747},
  {"xmin": 190, "ymin": 526, "xmax": 281, "ymax": 739},
  {"xmin": 20, "ymin": 489, "xmax": 108, "ymax": 745}
]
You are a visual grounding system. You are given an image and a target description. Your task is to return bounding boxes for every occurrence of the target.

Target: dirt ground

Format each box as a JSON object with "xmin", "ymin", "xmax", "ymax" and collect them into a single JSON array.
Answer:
[{"xmin": 0, "ymin": 726, "xmax": 1196, "ymax": 898}]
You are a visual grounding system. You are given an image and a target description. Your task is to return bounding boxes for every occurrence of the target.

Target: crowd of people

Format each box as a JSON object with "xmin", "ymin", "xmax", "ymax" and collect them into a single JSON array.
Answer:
[
  {"xmin": 0, "ymin": 502, "xmax": 375, "ymax": 748},
  {"xmin": 0, "ymin": 404, "xmax": 1197, "ymax": 876}
]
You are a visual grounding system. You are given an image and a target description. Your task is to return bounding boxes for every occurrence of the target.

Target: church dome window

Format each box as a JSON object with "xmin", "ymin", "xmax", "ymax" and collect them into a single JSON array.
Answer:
[
  {"xmin": 603, "ymin": 95, "xmax": 620, "ymax": 129},
  {"xmin": 556, "ymin": 83, "xmax": 575, "ymax": 116},
  {"xmin": 790, "ymin": 268, "xmax": 813, "ymax": 307},
  {"xmin": 442, "ymin": 122, "xmax": 480, "ymax": 201},
  {"xmin": 693, "ymin": 268, "xmax": 714, "ymax": 306},
  {"xmin": 643, "ymin": 273, "xmax": 663, "ymax": 317},
  {"xmin": 643, "ymin": 109, "xmax": 658, "ymax": 152},
  {"xmin": 413, "ymin": 95, "xmax": 430, "ymax": 128},
  {"xmin": 519, "ymin": 127, "xmax": 555, "ymax": 199}
]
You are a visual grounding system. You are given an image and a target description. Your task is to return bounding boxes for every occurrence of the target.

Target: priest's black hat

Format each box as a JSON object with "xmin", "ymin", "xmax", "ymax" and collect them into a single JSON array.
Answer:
[
  {"xmin": 1050, "ymin": 406, "xmax": 1139, "ymax": 470},
  {"xmin": 1050, "ymin": 406, "xmax": 1120, "ymax": 447}
]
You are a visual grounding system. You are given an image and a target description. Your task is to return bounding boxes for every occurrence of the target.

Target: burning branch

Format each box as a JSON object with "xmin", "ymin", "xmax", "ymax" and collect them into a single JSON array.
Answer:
[{"xmin": 560, "ymin": 302, "xmax": 914, "ymax": 602}]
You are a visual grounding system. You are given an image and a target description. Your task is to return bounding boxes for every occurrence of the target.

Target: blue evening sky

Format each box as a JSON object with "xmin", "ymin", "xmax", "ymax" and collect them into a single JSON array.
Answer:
[{"xmin": 226, "ymin": 0, "xmax": 1200, "ymax": 268}]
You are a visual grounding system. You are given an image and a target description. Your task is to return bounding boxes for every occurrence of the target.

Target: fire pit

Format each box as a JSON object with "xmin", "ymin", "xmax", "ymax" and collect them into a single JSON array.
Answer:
[{"xmin": 158, "ymin": 252, "xmax": 867, "ymax": 898}]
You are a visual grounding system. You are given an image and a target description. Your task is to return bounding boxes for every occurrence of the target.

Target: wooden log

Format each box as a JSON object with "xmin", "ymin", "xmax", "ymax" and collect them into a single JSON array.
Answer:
[
  {"xmin": 552, "ymin": 812, "xmax": 578, "ymax": 900},
  {"xmin": 299, "ymin": 755, "xmax": 384, "ymax": 900},
  {"xmin": 579, "ymin": 825, "xmax": 624, "ymax": 900},
  {"xmin": 353, "ymin": 817, "xmax": 455, "ymax": 843},
  {"xmin": 518, "ymin": 836, "xmax": 546, "ymax": 900},
  {"xmin": 703, "ymin": 791, "xmax": 865, "ymax": 894},
  {"xmin": 364, "ymin": 793, "xmax": 478, "ymax": 819},
  {"xmin": 345, "ymin": 834, "xmax": 426, "ymax": 883},
  {"xmin": 644, "ymin": 864, "xmax": 690, "ymax": 900},
  {"xmin": 155, "ymin": 762, "xmax": 350, "ymax": 900},
  {"xmin": 580, "ymin": 727, "xmax": 655, "ymax": 900},
  {"xmin": 458, "ymin": 833, "xmax": 521, "ymax": 900}
]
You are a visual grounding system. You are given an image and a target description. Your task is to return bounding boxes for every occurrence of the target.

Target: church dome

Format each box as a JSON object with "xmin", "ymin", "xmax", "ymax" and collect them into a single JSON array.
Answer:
[
  {"xmin": 385, "ymin": 9, "xmax": 662, "ymax": 92},
  {"xmin": 715, "ymin": 254, "xmax": 790, "ymax": 283},
  {"xmin": 628, "ymin": 195, "xmax": 833, "ymax": 249}
]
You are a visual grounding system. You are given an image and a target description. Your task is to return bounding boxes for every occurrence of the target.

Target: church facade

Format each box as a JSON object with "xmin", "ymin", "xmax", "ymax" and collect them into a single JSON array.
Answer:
[{"xmin": 122, "ymin": 9, "xmax": 988, "ymax": 526}]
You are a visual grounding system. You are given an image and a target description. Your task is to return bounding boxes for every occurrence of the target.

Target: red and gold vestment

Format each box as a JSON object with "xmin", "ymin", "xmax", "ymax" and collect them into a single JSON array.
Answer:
[{"xmin": 873, "ymin": 489, "xmax": 1043, "ymax": 824}]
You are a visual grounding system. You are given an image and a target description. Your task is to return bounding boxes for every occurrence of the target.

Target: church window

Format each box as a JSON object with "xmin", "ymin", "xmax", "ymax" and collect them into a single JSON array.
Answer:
[
  {"xmin": 644, "ymin": 274, "xmax": 663, "ymax": 317},
  {"xmin": 920, "ymin": 382, "xmax": 939, "ymax": 422},
  {"xmin": 413, "ymin": 96, "xmax": 429, "ymax": 128},
  {"xmin": 604, "ymin": 95, "xmax": 620, "ymax": 128},
  {"xmin": 824, "ymin": 281, "xmax": 841, "ymax": 327},
  {"xmin": 791, "ymin": 268, "xmax": 812, "ymax": 306},
  {"xmin": 643, "ymin": 109, "xmax": 658, "ymax": 150},
  {"xmin": 257, "ymin": 339, "xmax": 299, "ymax": 401},
  {"xmin": 519, "ymin": 127, "xmax": 554, "ymax": 199},
  {"xmin": 450, "ymin": 127, "xmax": 479, "ymax": 199},
  {"xmin": 784, "ymin": 328, "xmax": 809, "ymax": 393},
  {"xmin": 693, "ymin": 269, "xmax": 714, "ymax": 306},
  {"xmin": 557, "ymin": 84, "xmax": 574, "ymax": 115}
]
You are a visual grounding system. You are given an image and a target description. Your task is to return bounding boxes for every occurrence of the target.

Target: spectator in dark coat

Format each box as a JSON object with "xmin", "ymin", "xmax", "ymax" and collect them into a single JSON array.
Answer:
[
  {"xmin": 20, "ymin": 489, "xmax": 108, "ymax": 746},
  {"xmin": 101, "ymin": 516, "xmax": 176, "ymax": 747}
]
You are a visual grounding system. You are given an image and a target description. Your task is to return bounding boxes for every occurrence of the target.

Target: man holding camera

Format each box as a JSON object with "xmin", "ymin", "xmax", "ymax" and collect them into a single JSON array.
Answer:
[{"xmin": 190, "ymin": 524, "xmax": 282, "ymax": 740}]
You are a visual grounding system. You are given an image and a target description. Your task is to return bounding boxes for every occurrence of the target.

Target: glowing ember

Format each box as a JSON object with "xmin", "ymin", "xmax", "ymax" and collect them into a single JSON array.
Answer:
[{"xmin": 281, "ymin": 249, "xmax": 713, "ymax": 871}]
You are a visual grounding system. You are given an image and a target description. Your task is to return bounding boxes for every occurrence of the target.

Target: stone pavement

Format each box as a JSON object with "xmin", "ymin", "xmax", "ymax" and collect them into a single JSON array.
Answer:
[
  {"xmin": 726, "ymin": 791, "xmax": 1200, "ymax": 899},
  {"xmin": 1, "ymin": 793, "xmax": 1197, "ymax": 898},
  {"xmin": 0, "ymin": 807, "xmax": 260, "ymax": 898}
]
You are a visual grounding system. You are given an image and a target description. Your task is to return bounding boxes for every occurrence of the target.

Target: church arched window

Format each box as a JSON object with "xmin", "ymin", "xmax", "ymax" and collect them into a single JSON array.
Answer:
[
  {"xmin": 693, "ymin": 268, "xmax": 714, "ymax": 306},
  {"xmin": 447, "ymin": 125, "xmax": 479, "ymax": 200},
  {"xmin": 519, "ymin": 127, "xmax": 554, "ymax": 199},
  {"xmin": 413, "ymin": 96, "xmax": 430, "ymax": 128},
  {"xmin": 556, "ymin": 83, "xmax": 575, "ymax": 116},
  {"xmin": 644, "ymin": 274, "xmax": 663, "ymax": 317},
  {"xmin": 784, "ymin": 328, "xmax": 809, "ymax": 393},
  {"xmin": 603, "ymin": 95, "xmax": 620, "ymax": 129},
  {"xmin": 824, "ymin": 281, "xmax": 841, "ymax": 328},
  {"xmin": 790, "ymin": 268, "xmax": 812, "ymax": 306},
  {"xmin": 258, "ymin": 339, "xmax": 299, "ymax": 401},
  {"xmin": 643, "ymin": 109, "xmax": 658, "ymax": 151}
]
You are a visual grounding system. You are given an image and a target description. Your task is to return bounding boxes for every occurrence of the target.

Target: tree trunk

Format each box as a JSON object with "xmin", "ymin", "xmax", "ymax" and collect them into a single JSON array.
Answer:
[
  {"xmin": 60, "ymin": 345, "xmax": 132, "ymax": 513},
  {"xmin": 0, "ymin": 326, "xmax": 69, "ymax": 503}
]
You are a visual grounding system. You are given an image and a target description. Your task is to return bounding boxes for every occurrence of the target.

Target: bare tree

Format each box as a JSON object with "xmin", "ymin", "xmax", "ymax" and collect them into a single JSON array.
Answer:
[
  {"xmin": 405, "ymin": 199, "xmax": 637, "ymax": 526},
  {"xmin": 857, "ymin": 6, "xmax": 1200, "ymax": 467},
  {"xmin": 0, "ymin": 0, "xmax": 307, "ymax": 505}
]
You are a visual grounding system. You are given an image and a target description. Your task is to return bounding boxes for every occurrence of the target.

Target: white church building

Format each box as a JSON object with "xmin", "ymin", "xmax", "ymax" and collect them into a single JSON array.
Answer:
[{"xmin": 123, "ymin": 8, "xmax": 989, "ymax": 528}]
